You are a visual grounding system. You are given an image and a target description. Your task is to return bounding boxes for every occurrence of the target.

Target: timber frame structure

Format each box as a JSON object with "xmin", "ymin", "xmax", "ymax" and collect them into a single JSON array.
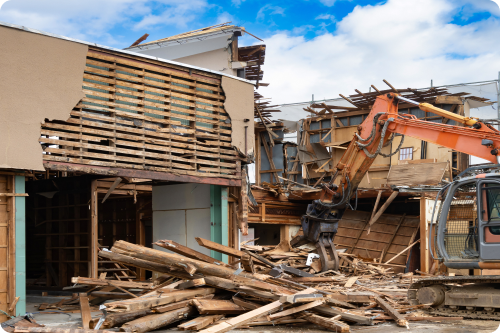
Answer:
[
  {"xmin": 0, "ymin": 21, "xmax": 257, "ymax": 319},
  {"xmin": 249, "ymin": 81, "xmax": 494, "ymax": 277},
  {"xmin": 42, "ymin": 47, "xmax": 244, "ymax": 186}
]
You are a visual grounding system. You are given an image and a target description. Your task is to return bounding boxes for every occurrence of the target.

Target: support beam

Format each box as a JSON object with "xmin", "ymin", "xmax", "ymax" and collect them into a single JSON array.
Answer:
[
  {"xmin": 90, "ymin": 179, "xmax": 98, "ymax": 279},
  {"xmin": 44, "ymin": 162, "xmax": 242, "ymax": 187},
  {"xmin": 371, "ymin": 190, "xmax": 382, "ymax": 221},
  {"xmin": 367, "ymin": 191, "xmax": 399, "ymax": 233},
  {"xmin": 101, "ymin": 177, "xmax": 122, "ymax": 203}
]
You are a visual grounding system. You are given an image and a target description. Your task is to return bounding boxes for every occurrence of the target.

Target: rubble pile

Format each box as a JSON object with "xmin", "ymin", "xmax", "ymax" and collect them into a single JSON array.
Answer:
[{"xmin": 12, "ymin": 238, "xmax": 463, "ymax": 333}]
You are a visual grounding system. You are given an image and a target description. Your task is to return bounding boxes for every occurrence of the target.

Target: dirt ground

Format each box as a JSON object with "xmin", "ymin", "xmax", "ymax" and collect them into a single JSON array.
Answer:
[{"xmin": 24, "ymin": 302, "xmax": 499, "ymax": 333}]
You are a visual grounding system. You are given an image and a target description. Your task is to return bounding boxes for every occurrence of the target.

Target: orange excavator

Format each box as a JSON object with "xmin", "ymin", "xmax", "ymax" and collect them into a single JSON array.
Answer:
[{"xmin": 296, "ymin": 93, "xmax": 500, "ymax": 319}]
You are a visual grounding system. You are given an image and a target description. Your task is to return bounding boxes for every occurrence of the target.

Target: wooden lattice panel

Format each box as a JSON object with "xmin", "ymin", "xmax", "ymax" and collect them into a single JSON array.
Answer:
[{"xmin": 41, "ymin": 49, "xmax": 240, "ymax": 179}]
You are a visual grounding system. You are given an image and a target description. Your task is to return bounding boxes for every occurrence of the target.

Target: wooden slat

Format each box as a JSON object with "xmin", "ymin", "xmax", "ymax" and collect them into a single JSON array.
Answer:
[{"xmin": 41, "ymin": 49, "xmax": 239, "ymax": 180}]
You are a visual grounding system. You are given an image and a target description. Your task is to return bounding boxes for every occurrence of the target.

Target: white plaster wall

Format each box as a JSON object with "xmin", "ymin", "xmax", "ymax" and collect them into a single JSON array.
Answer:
[
  {"xmin": 152, "ymin": 183, "xmax": 211, "ymax": 256},
  {"xmin": 132, "ymin": 35, "xmax": 229, "ymax": 61}
]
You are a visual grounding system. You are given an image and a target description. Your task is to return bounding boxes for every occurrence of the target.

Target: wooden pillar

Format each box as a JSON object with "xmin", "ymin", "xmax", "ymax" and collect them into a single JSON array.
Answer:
[
  {"xmin": 280, "ymin": 225, "xmax": 290, "ymax": 244},
  {"xmin": 1, "ymin": 175, "xmax": 15, "ymax": 320},
  {"xmin": 136, "ymin": 197, "xmax": 146, "ymax": 280},
  {"xmin": 255, "ymin": 131, "xmax": 261, "ymax": 185},
  {"xmin": 419, "ymin": 196, "xmax": 428, "ymax": 273},
  {"xmin": 90, "ymin": 179, "xmax": 98, "ymax": 279}
]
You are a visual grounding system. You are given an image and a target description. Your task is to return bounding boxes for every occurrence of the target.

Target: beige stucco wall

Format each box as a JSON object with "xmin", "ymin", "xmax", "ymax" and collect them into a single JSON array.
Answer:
[
  {"xmin": 221, "ymin": 77, "xmax": 255, "ymax": 157},
  {"xmin": 0, "ymin": 26, "xmax": 88, "ymax": 171}
]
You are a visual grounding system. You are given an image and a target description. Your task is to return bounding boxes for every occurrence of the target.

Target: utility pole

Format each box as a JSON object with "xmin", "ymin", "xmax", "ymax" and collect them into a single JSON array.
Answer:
[{"xmin": 498, "ymin": 71, "xmax": 500, "ymax": 120}]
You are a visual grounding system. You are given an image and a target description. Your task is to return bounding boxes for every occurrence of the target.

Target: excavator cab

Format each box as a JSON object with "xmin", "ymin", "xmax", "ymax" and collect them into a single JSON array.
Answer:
[
  {"xmin": 409, "ymin": 168, "xmax": 500, "ymax": 318},
  {"xmin": 433, "ymin": 168, "xmax": 500, "ymax": 268}
]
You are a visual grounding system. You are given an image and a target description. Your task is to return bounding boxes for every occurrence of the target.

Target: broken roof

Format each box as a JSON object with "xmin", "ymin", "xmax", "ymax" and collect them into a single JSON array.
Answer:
[
  {"xmin": 126, "ymin": 23, "xmax": 242, "ymax": 50},
  {"xmin": 0, "ymin": 20, "xmax": 252, "ymax": 85}
]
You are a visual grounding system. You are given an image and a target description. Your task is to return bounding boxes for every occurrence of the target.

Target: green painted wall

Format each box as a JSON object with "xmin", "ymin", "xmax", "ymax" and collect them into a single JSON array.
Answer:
[
  {"xmin": 210, "ymin": 185, "xmax": 229, "ymax": 264},
  {"xmin": 15, "ymin": 176, "xmax": 25, "ymax": 315}
]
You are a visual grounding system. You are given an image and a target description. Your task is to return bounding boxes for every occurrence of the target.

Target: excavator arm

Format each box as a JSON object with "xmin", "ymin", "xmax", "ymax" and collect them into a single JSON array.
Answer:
[{"xmin": 298, "ymin": 93, "xmax": 500, "ymax": 272}]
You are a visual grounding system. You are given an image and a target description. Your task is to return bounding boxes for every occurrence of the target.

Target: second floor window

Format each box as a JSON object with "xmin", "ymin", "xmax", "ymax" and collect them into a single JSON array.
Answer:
[{"xmin": 399, "ymin": 147, "xmax": 413, "ymax": 160}]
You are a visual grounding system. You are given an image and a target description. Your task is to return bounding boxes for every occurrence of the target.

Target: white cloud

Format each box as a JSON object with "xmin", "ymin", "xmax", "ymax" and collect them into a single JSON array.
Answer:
[
  {"xmin": 261, "ymin": 0, "xmax": 500, "ymax": 105},
  {"xmin": 215, "ymin": 12, "xmax": 234, "ymax": 24},
  {"xmin": 315, "ymin": 13, "xmax": 334, "ymax": 20},
  {"xmin": 0, "ymin": 0, "xmax": 208, "ymax": 46},
  {"xmin": 232, "ymin": 0, "xmax": 245, "ymax": 7},
  {"xmin": 133, "ymin": 0, "xmax": 208, "ymax": 30},
  {"xmin": 319, "ymin": 0, "xmax": 336, "ymax": 6},
  {"xmin": 257, "ymin": 4, "xmax": 285, "ymax": 21}
]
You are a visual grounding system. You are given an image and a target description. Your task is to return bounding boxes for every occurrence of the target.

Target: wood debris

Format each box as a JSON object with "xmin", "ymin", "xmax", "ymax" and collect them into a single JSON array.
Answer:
[{"xmin": 32, "ymin": 237, "xmax": 439, "ymax": 333}]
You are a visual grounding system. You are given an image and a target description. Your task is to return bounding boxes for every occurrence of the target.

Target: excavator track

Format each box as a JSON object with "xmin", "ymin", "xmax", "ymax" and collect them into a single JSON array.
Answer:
[{"xmin": 408, "ymin": 276, "xmax": 500, "ymax": 320}]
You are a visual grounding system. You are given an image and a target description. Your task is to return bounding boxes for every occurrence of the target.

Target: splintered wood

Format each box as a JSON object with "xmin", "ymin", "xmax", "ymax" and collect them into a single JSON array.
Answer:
[
  {"xmin": 63, "ymin": 237, "xmax": 433, "ymax": 333},
  {"xmin": 41, "ymin": 48, "xmax": 242, "ymax": 180}
]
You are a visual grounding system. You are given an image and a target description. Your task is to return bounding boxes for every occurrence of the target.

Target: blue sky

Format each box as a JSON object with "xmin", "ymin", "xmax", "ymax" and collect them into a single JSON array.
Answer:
[{"xmin": 0, "ymin": 0, "xmax": 499, "ymax": 103}]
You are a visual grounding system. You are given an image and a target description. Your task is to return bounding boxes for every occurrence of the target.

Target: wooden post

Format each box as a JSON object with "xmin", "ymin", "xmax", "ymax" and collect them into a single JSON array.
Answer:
[
  {"xmin": 90, "ymin": 179, "xmax": 98, "ymax": 279},
  {"xmin": 420, "ymin": 196, "xmax": 428, "ymax": 273},
  {"xmin": 136, "ymin": 197, "xmax": 146, "ymax": 280},
  {"xmin": 367, "ymin": 190, "xmax": 398, "ymax": 231},
  {"xmin": 371, "ymin": 190, "xmax": 383, "ymax": 221},
  {"xmin": 261, "ymin": 202, "xmax": 265, "ymax": 223},
  {"xmin": 280, "ymin": 225, "xmax": 290, "ymax": 244},
  {"xmin": 256, "ymin": 131, "xmax": 261, "ymax": 185},
  {"xmin": 79, "ymin": 293, "xmax": 92, "ymax": 329}
]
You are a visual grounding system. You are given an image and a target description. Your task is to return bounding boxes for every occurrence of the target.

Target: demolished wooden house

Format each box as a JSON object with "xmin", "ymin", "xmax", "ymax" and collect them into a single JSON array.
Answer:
[
  {"xmin": 0, "ymin": 21, "xmax": 259, "ymax": 320},
  {"xmin": 251, "ymin": 81, "xmax": 495, "ymax": 277}
]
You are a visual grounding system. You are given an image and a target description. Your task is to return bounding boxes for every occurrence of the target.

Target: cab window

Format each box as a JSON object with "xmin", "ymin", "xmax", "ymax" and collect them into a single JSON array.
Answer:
[{"xmin": 481, "ymin": 183, "xmax": 500, "ymax": 221}]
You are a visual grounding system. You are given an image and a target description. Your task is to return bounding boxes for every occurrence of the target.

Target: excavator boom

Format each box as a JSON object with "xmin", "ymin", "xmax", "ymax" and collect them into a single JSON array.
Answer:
[
  {"xmin": 296, "ymin": 92, "xmax": 500, "ymax": 320},
  {"xmin": 297, "ymin": 93, "xmax": 500, "ymax": 273}
]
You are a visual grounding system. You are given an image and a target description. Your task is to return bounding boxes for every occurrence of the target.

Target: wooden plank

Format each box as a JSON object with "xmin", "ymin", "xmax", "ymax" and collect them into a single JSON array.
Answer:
[
  {"xmin": 105, "ymin": 288, "xmax": 215, "ymax": 312},
  {"xmin": 198, "ymin": 288, "xmax": 317, "ymax": 333},
  {"xmin": 121, "ymin": 306, "xmax": 197, "ymax": 333},
  {"xmin": 177, "ymin": 278, "xmax": 206, "ymax": 290},
  {"xmin": 384, "ymin": 240, "xmax": 420, "ymax": 264},
  {"xmin": 71, "ymin": 277, "xmax": 152, "ymax": 289},
  {"xmin": 302, "ymin": 314, "xmax": 350, "ymax": 333},
  {"xmin": 178, "ymin": 315, "xmax": 224, "ymax": 331},
  {"xmin": 241, "ymin": 253, "xmax": 255, "ymax": 273},
  {"xmin": 106, "ymin": 281, "xmax": 138, "ymax": 298},
  {"xmin": 374, "ymin": 296, "xmax": 408, "ymax": 328},
  {"xmin": 192, "ymin": 299, "xmax": 246, "ymax": 315},
  {"xmin": 79, "ymin": 294, "xmax": 92, "ymax": 329},
  {"xmin": 435, "ymin": 96, "xmax": 463, "ymax": 104},
  {"xmin": 232, "ymin": 297, "xmax": 261, "ymax": 310},
  {"xmin": 195, "ymin": 237, "xmax": 243, "ymax": 258},
  {"xmin": 367, "ymin": 191, "xmax": 399, "ymax": 231},
  {"xmin": 268, "ymin": 300, "xmax": 324, "ymax": 320},
  {"xmin": 45, "ymin": 162, "xmax": 242, "ymax": 187},
  {"xmin": 387, "ymin": 162, "xmax": 448, "ymax": 186},
  {"xmin": 344, "ymin": 277, "xmax": 358, "ymax": 288},
  {"xmin": 155, "ymin": 240, "xmax": 229, "ymax": 267},
  {"xmin": 152, "ymin": 295, "xmax": 215, "ymax": 313},
  {"xmin": 8, "ymin": 296, "xmax": 20, "ymax": 312},
  {"xmin": 89, "ymin": 309, "xmax": 153, "ymax": 329}
]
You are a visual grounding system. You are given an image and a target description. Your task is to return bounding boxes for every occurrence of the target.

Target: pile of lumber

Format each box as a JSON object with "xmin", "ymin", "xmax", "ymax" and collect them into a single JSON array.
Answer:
[{"xmin": 23, "ymin": 237, "xmax": 461, "ymax": 333}]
